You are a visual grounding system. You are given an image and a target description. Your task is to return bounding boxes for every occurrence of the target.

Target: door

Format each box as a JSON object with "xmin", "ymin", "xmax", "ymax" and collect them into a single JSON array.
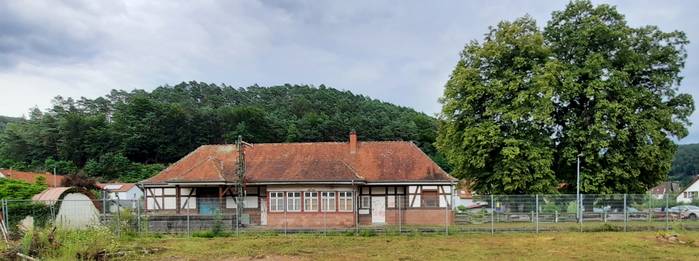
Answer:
[
  {"xmin": 198, "ymin": 198, "xmax": 219, "ymax": 215},
  {"xmin": 371, "ymin": 197, "xmax": 386, "ymax": 224},
  {"xmin": 260, "ymin": 199, "xmax": 267, "ymax": 225}
]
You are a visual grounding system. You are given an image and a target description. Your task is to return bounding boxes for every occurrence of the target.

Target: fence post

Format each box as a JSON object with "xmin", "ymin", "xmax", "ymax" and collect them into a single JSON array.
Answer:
[
  {"xmin": 324, "ymin": 204, "xmax": 327, "ymax": 236},
  {"xmin": 490, "ymin": 195, "xmax": 494, "ymax": 235},
  {"xmin": 665, "ymin": 193, "xmax": 669, "ymax": 231},
  {"xmin": 235, "ymin": 206, "xmax": 239, "ymax": 237},
  {"xmin": 535, "ymin": 194, "xmax": 539, "ymax": 233},
  {"xmin": 579, "ymin": 194, "xmax": 583, "ymax": 232},
  {"xmin": 186, "ymin": 207, "xmax": 190, "ymax": 236},
  {"xmin": 647, "ymin": 194, "xmax": 651, "ymax": 226},
  {"xmin": 1, "ymin": 200, "xmax": 6, "ymax": 233},
  {"xmin": 623, "ymin": 194, "xmax": 627, "ymax": 232},
  {"xmin": 116, "ymin": 197, "xmax": 121, "ymax": 237},
  {"xmin": 136, "ymin": 198, "xmax": 141, "ymax": 233},
  {"xmin": 356, "ymin": 195, "xmax": 360, "ymax": 236},
  {"xmin": 284, "ymin": 207, "xmax": 288, "ymax": 236},
  {"xmin": 445, "ymin": 196, "xmax": 449, "ymax": 236},
  {"xmin": 398, "ymin": 195, "xmax": 402, "ymax": 234},
  {"xmin": 102, "ymin": 194, "xmax": 107, "ymax": 225}
]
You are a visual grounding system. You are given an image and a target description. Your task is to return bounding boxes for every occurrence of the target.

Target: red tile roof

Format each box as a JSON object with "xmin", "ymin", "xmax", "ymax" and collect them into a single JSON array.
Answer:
[
  {"xmin": 142, "ymin": 141, "xmax": 454, "ymax": 185},
  {"xmin": 0, "ymin": 169, "xmax": 65, "ymax": 187}
]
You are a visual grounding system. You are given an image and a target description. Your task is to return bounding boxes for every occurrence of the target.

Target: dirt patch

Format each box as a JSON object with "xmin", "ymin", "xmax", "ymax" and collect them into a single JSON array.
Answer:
[
  {"xmin": 654, "ymin": 233, "xmax": 698, "ymax": 247},
  {"xmin": 219, "ymin": 255, "xmax": 307, "ymax": 261}
]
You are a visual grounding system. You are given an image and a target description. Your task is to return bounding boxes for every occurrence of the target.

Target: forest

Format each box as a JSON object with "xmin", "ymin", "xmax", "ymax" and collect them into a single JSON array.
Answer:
[
  {"xmin": 0, "ymin": 82, "xmax": 448, "ymax": 182},
  {"xmin": 670, "ymin": 143, "xmax": 699, "ymax": 185}
]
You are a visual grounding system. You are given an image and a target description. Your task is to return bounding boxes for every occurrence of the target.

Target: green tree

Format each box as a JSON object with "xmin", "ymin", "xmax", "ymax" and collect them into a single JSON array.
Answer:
[
  {"xmin": 0, "ymin": 179, "xmax": 46, "ymax": 200},
  {"xmin": 84, "ymin": 152, "xmax": 133, "ymax": 181},
  {"xmin": 437, "ymin": 1, "xmax": 693, "ymax": 194}
]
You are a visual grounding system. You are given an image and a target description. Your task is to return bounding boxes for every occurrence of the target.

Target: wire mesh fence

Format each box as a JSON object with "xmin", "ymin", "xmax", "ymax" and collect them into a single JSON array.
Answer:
[{"xmin": 1, "ymin": 194, "xmax": 698, "ymax": 236}]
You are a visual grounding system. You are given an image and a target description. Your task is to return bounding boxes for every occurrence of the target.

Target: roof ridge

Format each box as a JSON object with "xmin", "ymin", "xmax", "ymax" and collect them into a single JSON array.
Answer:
[{"xmin": 202, "ymin": 140, "xmax": 415, "ymax": 146}]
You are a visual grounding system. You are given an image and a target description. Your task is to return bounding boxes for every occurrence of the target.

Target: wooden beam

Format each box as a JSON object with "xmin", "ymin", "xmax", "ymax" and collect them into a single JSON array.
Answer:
[
  {"xmin": 219, "ymin": 185, "xmax": 225, "ymax": 211},
  {"xmin": 176, "ymin": 185, "xmax": 181, "ymax": 214}
]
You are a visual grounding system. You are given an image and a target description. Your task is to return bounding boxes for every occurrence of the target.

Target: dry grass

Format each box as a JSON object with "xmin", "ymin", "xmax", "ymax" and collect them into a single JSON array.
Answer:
[{"xmin": 118, "ymin": 231, "xmax": 699, "ymax": 261}]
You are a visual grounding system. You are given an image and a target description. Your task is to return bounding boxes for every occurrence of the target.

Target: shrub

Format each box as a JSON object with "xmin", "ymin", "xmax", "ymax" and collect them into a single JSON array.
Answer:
[
  {"xmin": 111, "ymin": 208, "xmax": 138, "ymax": 238},
  {"xmin": 6, "ymin": 201, "xmax": 53, "ymax": 230},
  {"xmin": 211, "ymin": 211, "xmax": 224, "ymax": 236},
  {"xmin": 16, "ymin": 226, "xmax": 119, "ymax": 260},
  {"xmin": 456, "ymin": 205, "xmax": 468, "ymax": 213},
  {"xmin": 0, "ymin": 178, "xmax": 46, "ymax": 200},
  {"xmin": 358, "ymin": 229, "xmax": 376, "ymax": 237}
]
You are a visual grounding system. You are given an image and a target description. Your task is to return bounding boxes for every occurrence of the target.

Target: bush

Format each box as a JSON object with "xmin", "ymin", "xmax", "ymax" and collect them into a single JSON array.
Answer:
[
  {"xmin": 0, "ymin": 178, "xmax": 46, "ymax": 200},
  {"xmin": 16, "ymin": 226, "xmax": 119, "ymax": 260},
  {"xmin": 456, "ymin": 205, "xmax": 468, "ymax": 213},
  {"xmin": 358, "ymin": 229, "xmax": 376, "ymax": 237},
  {"xmin": 111, "ymin": 208, "xmax": 138, "ymax": 238},
  {"xmin": 6, "ymin": 202, "xmax": 53, "ymax": 230}
]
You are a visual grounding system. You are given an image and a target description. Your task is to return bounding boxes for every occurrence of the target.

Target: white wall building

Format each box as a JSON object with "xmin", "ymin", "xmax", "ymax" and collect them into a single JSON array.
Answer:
[
  {"xmin": 101, "ymin": 183, "xmax": 143, "ymax": 201},
  {"xmin": 676, "ymin": 177, "xmax": 699, "ymax": 203}
]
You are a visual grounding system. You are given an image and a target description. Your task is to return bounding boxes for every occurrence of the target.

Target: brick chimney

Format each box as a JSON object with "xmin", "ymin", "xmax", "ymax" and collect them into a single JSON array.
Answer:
[{"xmin": 349, "ymin": 131, "xmax": 357, "ymax": 154}]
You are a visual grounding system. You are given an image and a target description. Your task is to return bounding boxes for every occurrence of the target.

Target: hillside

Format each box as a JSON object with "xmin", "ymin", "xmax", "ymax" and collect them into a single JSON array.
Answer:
[
  {"xmin": 0, "ymin": 82, "xmax": 448, "ymax": 182},
  {"xmin": 0, "ymin": 115, "xmax": 22, "ymax": 132},
  {"xmin": 670, "ymin": 143, "xmax": 699, "ymax": 185}
]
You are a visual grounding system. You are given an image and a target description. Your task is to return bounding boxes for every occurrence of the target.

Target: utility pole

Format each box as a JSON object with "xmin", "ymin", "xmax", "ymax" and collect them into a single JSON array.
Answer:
[{"xmin": 235, "ymin": 136, "xmax": 252, "ymax": 227}]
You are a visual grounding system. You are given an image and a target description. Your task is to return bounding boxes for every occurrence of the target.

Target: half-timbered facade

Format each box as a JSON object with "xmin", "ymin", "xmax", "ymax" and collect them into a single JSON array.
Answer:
[{"xmin": 139, "ymin": 132, "xmax": 456, "ymax": 228}]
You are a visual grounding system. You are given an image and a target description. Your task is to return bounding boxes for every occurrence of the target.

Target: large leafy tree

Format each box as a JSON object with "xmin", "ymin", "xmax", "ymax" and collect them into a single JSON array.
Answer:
[{"xmin": 437, "ymin": 1, "xmax": 693, "ymax": 194}]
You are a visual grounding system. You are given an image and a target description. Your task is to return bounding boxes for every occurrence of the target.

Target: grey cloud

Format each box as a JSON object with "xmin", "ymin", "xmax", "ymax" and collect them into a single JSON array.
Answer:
[
  {"xmin": 0, "ymin": 0, "xmax": 698, "ymax": 144},
  {"xmin": 0, "ymin": 1, "xmax": 112, "ymax": 68}
]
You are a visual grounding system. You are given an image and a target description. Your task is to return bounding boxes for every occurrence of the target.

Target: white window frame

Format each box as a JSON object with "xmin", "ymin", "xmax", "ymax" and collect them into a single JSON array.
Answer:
[
  {"xmin": 338, "ymin": 192, "xmax": 353, "ymax": 212},
  {"xmin": 270, "ymin": 192, "xmax": 285, "ymax": 212},
  {"xmin": 361, "ymin": 196, "xmax": 371, "ymax": 209},
  {"xmin": 321, "ymin": 191, "xmax": 336, "ymax": 212},
  {"xmin": 304, "ymin": 192, "xmax": 318, "ymax": 212},
  {"xmin": 287, "ymin": 192, "xmax": 301, "ymax": 212}
]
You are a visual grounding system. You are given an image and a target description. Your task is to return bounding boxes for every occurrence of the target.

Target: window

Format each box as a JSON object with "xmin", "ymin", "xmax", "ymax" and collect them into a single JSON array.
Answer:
[
  {"xmin": 361, "ymin": 196, "xmax": 370, "ymax": 209},
  {"xmin": 287, "ymin": 192, "xmax": 301, "ymax": 211},
  {"xmin": 322, "ymin": 192, "xmax": 336, "ymax": 212},
  {"xmin": 270, "ymin": 192, "xmax": 285, "ymax": 212},
  {"xmin": 339, "ymin": 192, "xmax": 353, "ymax": 211},
  {"xmin": 304, "ymin": 192, "xmax": 318, "ymax": 211},
  {"xmin": 421, "ymin": 190, "xmax": 439, "ymax": 208}
]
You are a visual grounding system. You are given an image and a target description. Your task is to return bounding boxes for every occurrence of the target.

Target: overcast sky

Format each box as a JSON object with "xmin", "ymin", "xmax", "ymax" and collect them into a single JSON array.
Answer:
[{"xmin": 0, "ymin": 0, "xmax": 698, "ymax": 142}]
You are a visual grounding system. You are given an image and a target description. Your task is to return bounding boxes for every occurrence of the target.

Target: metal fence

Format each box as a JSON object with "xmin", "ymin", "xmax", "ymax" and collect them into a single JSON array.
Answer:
[{"xmin": 1, "ymin": 194, "xmax": 698, "ymax": 236}]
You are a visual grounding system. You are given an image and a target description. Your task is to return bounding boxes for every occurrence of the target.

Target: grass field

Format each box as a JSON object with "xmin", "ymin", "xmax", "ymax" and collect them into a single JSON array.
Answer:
[{"xmin": 119, "ymin": 231, "xmax": 699, "ymax": 260}]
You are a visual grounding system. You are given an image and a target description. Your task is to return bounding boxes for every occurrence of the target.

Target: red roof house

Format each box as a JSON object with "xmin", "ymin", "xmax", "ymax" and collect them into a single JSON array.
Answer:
[{"xmin": 140, "ymin": 132, "xmax": 456, "ymax": 230}]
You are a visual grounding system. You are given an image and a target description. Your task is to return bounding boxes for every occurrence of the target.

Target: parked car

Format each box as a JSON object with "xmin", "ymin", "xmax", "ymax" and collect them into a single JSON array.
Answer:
[{"xmin": 668, "ymin": 205, "xmax": 699, "ymax": 220}]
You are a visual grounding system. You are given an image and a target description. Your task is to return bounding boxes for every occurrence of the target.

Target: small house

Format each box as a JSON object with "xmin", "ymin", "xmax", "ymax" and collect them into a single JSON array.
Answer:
[
  {"xmin": 648, "ymin": 181, "xmax": 681, "ymax": 199},
  {"xmin": 139, "ymin": 132, "xmax": 457, "ymax": 229},
  {"xmin": 677, "ymin": 176, "xmax": 699, "ymax": 203},
  {"xmin": 98, "ymin": 183, "xmax": 142, "ymax": 201},
  {"xmin": 97, "ymin": 183, "xmax": 143, "ymax": 211}
]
